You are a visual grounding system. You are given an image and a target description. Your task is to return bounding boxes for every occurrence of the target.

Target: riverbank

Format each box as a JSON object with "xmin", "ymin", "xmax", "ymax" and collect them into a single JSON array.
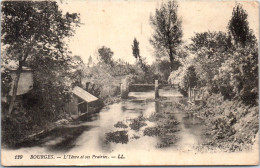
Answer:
[
  {"xmin": 2, "ymin": 94, "xmax": 121, "ymax": 148},
  {"xmin": 180, "ymin": 94, "xmax": 259, "ymax": 152}
]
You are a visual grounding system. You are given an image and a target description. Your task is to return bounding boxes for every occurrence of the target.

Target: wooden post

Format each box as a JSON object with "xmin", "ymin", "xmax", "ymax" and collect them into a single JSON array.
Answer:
[
  {"xmin": 78, "ymin": 103, "xmax": 80, "ymax": 117},
  {"xmin": 155, "ymin": 80, "xmax": 159, "ymax": 99},
  {"xmin": 193, "ymin": 88, "xmax": 196, "ymax": 102},
  {"xmin": 121, "ymin": 78, "xmax": 129, "ymax": 99},
  {"xmin": 188, "ymin": 86, "xmax": 191, "ymax": 102}
]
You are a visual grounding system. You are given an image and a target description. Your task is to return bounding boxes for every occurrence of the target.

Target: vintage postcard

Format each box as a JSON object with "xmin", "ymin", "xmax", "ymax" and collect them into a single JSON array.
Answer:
[{"xmin": 1, "ymin": 0, "xmax": 259, "ymax": 166}]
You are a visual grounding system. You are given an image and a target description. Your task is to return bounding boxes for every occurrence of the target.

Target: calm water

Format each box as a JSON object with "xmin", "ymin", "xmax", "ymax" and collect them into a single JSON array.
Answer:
[{"xmin": 4, "ymin": 88, "xmax": 205, "ymax": 154}]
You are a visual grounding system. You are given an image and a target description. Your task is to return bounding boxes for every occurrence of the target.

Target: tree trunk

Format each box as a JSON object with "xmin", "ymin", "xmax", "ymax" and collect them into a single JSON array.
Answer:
[
  {"xmin": 8, "ymin": 65, "xmax": 22, "ymax": 115},
  {"xmin": 169, "ymin": 51, "xmax": 174, "ymax": 72}
]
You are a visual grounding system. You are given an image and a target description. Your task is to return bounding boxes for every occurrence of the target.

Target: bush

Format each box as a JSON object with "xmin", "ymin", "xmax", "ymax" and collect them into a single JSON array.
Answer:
[
  {"xmin": 169, "ymin": 65, "xmax": 198, "ymax": 96},
  {"xmin": 197, "ymin": 94, "xmax": 259, "ymax": 151}
]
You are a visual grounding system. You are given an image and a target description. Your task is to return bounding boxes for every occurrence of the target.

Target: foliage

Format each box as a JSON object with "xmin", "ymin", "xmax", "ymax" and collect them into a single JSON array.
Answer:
[
  {"xmin": 212, "ymin": 4, "xmax": 258, "ymax": 104},
  {"xmin": 98, "ymin": 46, "xmax": 114, "ymax": 66},
  {"xmin": 181, "ymin": 4, "xmax": 258, "ymax": 106},
  {"xmin": 82, "ymin": 63, "xmax": 121, "ymax": 102},
  {"xmin": 195, "ymin": 94, "xmax": 259, "ymax": 151},
  {"xmin": 27, "ymin": 56, "xmax": 75, "ymax": 121},
  {"xmin": 152, "ymin": 59, "xmax": 180, "ymax": 84},
  {"xmin": 1, "ymin": 1, "xmax": 80, "ymax": 68},
  {"xmin": 2, "ymin": 106, "xmax": 35, "ymax": 146},
  {"xmin": 1, "ymin": 68, "xmax": 12, "ymax": 97},
  {"xmin": 150, "ymin": 0, "xmax": 183, "ymax": 69},
  {"xmin": 1, "ymin": 1, "xmax": 80, "ymax": 146},
  {"xmin": 169, "ymin": 65, "xmax": 198, "ymax": 96},
  {"xmin": 218, "ymin": 3, "xmax": 259, "ymax": 105},
  {"xmin": 214, "ymin": 45, "xmax": 258, "ymax": 104},
  {"xmin": 228, "ymin": 4, "xmax": 257, "ymax": 47},
  {"xmin": 131, "ymin": 38, "xmax": 149, "ymax": 74},
  {"xmin": 189, "ymin": 31, "xmax": 231, "ymax": 89},
  {"xmin": 132, "ymin": 38, "xmax": 140, "ymax": 59},
  {"xmin": 1, "ymin": 1, "xmax": 80, "ymax": 114}
]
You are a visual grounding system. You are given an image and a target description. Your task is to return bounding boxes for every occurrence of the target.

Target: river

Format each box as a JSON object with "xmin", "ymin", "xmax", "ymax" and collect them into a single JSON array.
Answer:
[
  {"xmin": 3, "ymin": 88, "xmax": 205, "ymax": 154},
  {"xmin": 3, "ymin": 88, "xmax": 259, "ymax": 166}
]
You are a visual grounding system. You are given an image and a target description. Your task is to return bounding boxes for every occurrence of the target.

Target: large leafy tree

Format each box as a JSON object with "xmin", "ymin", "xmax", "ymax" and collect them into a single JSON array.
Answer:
[
  {"xmin": 217, "ymin": 3, "xmax": 258, "ymax": 104},
  {"xmin": 1, "ymin": 1, "xmax": 80, "ymax": 114},
  {"xmin": 150, "ymin": 0, "xmax": 182, "ymax": 70},
  {"xmin": 189, "ymin": 31, "xmax": 232, "ymax": 88}
]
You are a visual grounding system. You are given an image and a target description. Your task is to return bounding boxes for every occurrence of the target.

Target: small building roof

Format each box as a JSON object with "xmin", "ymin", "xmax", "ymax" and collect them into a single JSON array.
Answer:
[{"xmin": 72, "ymin": 86, "xmax": 98, "ymax": 103}]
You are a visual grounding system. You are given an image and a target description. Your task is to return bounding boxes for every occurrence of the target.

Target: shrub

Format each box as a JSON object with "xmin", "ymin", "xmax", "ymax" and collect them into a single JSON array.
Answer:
[{"xmin": 197, "ymin": 94, "xmax": 259, "ymax": 151}]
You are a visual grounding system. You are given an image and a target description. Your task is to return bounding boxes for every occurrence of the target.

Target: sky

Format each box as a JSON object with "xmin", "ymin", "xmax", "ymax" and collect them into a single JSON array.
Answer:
[{"xmin": 60, "ymin": 0, "xmax": 259, "ymax": 64}]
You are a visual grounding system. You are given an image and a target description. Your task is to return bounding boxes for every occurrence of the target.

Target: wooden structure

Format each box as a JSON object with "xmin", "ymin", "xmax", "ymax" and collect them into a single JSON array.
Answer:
[
  {"xmin": 188, "ymin": 87, "xmax": 203, "ymax": 105},
  {"xmin": 65, "ymin": 86, "xmax": 98, "ymax": 118},
  {"xmin": 8, "ymin": 66, "xmax": 33, "ymax": 96},
  {"xmin": 155, "ymin": 80, "xmax": 159, "ymax": 99},
  {"xmin": 1, "ymin": 66, "xmax": 33, "ymax": 117}
]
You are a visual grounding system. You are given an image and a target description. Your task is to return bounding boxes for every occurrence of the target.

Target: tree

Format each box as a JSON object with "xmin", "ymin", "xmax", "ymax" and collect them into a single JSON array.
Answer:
[
  {"xmin": 98, "ymin": 46, "xmax": 114, "ymax": 66},
  {"xmin": 189, "ymin": 31, "xmax": 231, "ymax": 89},
  {"xmin": 131, "ymin": 38, "xmax": 148, "ymax": 73},
  {"xmin": 150, "ymin": 0, "xmax": 183, "ymax": 70},
  {"xmin": 70, "ymin": 55, "xmax": 84, "ymax": 86},
  {"xmin": 132, "ymin": 38, "xmax": 140, "ymax": 60},
  {"xmin": 215, "ymin": 4, "xmax": 259, "ymax": 104},
  {"xmin": 1, "ymin": 1, "xmax": 80, "ymax": 114},
  {"xmin": 228, "ymin": 4, "xmax": 257, "ymax": 47},
  {"xmin": 215, "ymin": 45, "xmax": 258, "ymax": 104},
  {"xmin": 185, "ymin": 66, "xmax": 198, "ymax": 90}
]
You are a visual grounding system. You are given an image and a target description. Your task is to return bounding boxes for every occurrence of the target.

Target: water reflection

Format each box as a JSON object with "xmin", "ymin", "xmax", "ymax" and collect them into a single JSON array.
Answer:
[
  {"xmin": 70, "ymin": 90, "xmax": 204, "ymax": 153},
  {"xmin": 155, "ymin": 101, "xmax": 160, "ymax": 113},
  {"xmin": 6, "ymin": 89, "xmax": 205, "ymax": 154}
]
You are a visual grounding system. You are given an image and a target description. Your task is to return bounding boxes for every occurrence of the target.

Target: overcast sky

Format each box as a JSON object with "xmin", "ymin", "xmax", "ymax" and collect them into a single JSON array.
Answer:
[{"xmin": 60, "ymin": 0, "xmax": 259, "ymax": 64}]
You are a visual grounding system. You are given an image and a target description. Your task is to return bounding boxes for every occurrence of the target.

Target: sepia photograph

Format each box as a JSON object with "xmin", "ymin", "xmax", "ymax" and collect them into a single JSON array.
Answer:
[{"xmin": 1, "ymin": 0, "xmax": 259, "ymax": 166}]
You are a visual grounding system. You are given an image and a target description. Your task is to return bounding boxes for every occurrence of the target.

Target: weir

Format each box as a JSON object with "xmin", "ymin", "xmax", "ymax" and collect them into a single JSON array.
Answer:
[{"xmin": 120, "ymin": 79, "xmax": 160, "ymax": 99}]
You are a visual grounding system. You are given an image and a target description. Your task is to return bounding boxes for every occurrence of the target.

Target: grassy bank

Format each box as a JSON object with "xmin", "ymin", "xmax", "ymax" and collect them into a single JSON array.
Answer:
[{"xmin": 182, "ymin": 94, "xmax": 259, "ymax": 152}]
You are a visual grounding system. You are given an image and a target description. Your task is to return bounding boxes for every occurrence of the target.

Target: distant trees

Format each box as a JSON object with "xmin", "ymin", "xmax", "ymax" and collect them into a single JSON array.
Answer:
[
  {"xmin": 1, "ymin": 1, "xmax": 80, "ymax": 115},
  {"xmin": 150, "ymin": 0, "xmax": 183, "ymax": 70},
  {"xmin": 131, "ymin": 38, "xmax": 148, "ymax": 73},
  {"xmin": 132, "ymin": 38, "xmax": 140, "ymax": 60},
  {"xmin": 70, "ymin": 55, "xmax": 85, "ymax": 86},
  {"xmin": 98, "ymin": 46, "xmax": 114, "ymax": 66}
]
